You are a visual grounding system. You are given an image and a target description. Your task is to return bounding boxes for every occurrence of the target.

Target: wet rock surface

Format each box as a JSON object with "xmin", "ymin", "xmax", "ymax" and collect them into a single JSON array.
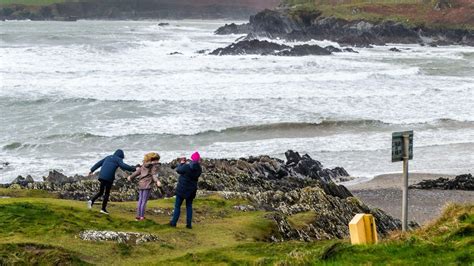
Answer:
[
  {"xmin": 215, "ymin": 9, "xmax": 474, "ymax": 46},
  {"xmin": 409, "ymin": 174, "xmax": 473, "ymax": 190},
  {"xmin": 210, "ymin": 40, "xmax": 290, "ymax": 55},
  {"xmin": 214, "ymin": 23, "xmax": 252, "ymax": 35},
  {"xmin": 210, "ymin": 40, "xmax": 332, "ymax": 56},
  {"xmin": 79, "ymin": 230, "xmax": 160, "ymax": 244},
  {"xmin": 4, "ymin": 150, "xmax": 403, "ymax": 240}
]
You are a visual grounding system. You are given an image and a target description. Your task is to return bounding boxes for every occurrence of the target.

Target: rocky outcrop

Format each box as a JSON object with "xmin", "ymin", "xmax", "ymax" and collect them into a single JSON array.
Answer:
[
  {"xmin": 215, "ymin": 9, "xmax": 474, "ymax": 46},
  {"xmin": 215, "ymin": 23, "xmax": 252, "ymax": 35},
  {"xmin": 11, "ymin": 175, "xmax": 34, "ymax": 187},
  {"xmin": 275, "ymin": 44, "xmax": 331, "ymax": 56},
  {"xmin": 4, "ymin": 150, "xmax": 351, "ymax": 201},
  {"xmin": 4, "ymin": 150, "xmax": 404, "ymax": 240},
  {"xmin": 210, "ymin": 40, "xmax": 290, "ymax": 55},
  {"xmin": 79, "ymin": 230, "xmax": 160, "ymax": 244},
  {"xmin": 409, "ymin": 174, "xmax": 473, "ymax": 190},
  {"xmin": 210, "ymin": 40, "xmax": 333, "ymax": 56},
  {"xmin": 257, "ymin": 188, "xmax": 400, "ymax": 241}
]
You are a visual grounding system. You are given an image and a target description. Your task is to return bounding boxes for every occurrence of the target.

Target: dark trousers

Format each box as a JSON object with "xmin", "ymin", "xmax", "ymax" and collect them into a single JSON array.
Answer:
[
  {"xmin": 170, "ymin": 195, "xmax": 193, "ymax": 227},
  {"xmin": 91, "ymin": 179, "xmax": 113, "ymax": 211}
]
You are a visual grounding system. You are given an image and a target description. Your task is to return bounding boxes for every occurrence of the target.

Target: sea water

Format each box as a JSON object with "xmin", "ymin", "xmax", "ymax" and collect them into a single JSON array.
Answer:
[{"xmin": 0, "ymin": 20, "xmax": 473, "ymax": 182}]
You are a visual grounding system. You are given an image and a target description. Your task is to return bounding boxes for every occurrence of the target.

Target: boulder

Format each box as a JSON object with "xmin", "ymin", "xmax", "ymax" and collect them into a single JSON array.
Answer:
[
  {"xmin": 343, "ymin": 48, "xmax": 358, "ymax": 53},
  {"xmin": 210, "ymin": 40, "xmax": 332, "ymax": 56},
  {"xmin": 210, "ymin": 40, "xmax": 290, "ymax": 55},
  {"xmin": 79, "ymin": 230, "xmax": 160, "ymax": 244},
  {"xmin": 324, "ymin": 45, "xmax": 342, "ymax": 53},
  {"xmin": 11, "ymin": 175, "xmax": 34, "ymax": 187},
  {"xmin": 43, "ymin": 170, "xmax": 70, "ymax": 185},
  {"xmin": 389, "ymin": 47, "xmax": 402, "ymax": 52},
  {"xmin": 215, "ymin": 23, "xmax": 251, "ymax": 35},
  {"xmin": 275, "ymin": 44, "xmax": 331, "ymax": 56},
  {"xmin": 409, "ymin": 174, "xmax": 473, "ymax": 190}
]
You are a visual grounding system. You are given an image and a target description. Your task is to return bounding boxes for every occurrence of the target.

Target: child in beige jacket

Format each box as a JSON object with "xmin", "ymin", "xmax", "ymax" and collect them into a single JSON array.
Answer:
[{"xmin": 127, "ymin": 152, "xmax": 161, "ymax": 221}]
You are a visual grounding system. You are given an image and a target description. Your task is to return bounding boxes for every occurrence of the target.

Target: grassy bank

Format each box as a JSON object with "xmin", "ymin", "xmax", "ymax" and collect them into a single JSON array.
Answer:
[
  {"xmin": 0, "ymin": 188, "xmax": 472, "ymax": 265},
  {"xmin": 284, "ymin": 0, "xmax": 474, "ymax": 30}
]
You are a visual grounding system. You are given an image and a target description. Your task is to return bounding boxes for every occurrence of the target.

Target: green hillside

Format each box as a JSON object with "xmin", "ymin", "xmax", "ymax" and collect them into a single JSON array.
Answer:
[
  {"xmin": 284, "ymin": 0, "xmax": 474, "ymax": 29},
  {"xmin": 0, "ymin": 188, "xmax": 472, "ymax": 265}
]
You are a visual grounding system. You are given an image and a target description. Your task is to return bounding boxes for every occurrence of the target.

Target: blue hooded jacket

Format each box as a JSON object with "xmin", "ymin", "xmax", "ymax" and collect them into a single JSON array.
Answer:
[
  {"xmin": 90, "ymin": 149, "xmax": 135, "ymax": 182},
  {"xmin": 175, "ymin": 161, "xmax": 202, "ymax": 199}
]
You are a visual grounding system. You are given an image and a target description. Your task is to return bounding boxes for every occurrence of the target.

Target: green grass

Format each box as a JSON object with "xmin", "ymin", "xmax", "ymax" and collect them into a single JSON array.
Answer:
[
  {"xmin": 0, "ymin": 187, "xmax": 58, "ymax": 198},
  {"xmin": 0, "ymin": 189, "xmax": 472, "ymax": 265},
  {"xmin": 284, "ymin": 0, "xmax": 474, "ymax": 30}
]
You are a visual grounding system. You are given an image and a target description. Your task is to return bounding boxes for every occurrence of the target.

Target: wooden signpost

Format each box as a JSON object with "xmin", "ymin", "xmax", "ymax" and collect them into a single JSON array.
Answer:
[{"xmin": 392, "ymin": 130, "xmax": 413, "ymax": 231}]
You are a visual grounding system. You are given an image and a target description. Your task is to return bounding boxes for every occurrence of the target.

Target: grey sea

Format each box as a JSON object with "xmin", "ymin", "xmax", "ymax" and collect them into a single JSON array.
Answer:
[{"xmin": 0, "ymin": 20, "xmax": 473, "ymax": 183}]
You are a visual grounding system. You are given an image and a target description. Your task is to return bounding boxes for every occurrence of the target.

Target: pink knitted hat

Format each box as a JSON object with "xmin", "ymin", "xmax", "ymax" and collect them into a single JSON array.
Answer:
[{"xmin": 191, "ymin": 152, "xmax": 201, "ymax": 162}]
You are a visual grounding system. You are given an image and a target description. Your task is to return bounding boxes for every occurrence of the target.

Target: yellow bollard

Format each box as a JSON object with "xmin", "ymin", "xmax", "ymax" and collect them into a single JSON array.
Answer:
[{"xmin": 349, "ymin": 214, "xmax": 378, "ymax": 245}]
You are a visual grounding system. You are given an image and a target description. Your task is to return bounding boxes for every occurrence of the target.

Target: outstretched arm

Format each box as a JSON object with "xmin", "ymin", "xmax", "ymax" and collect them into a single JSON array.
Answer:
[
  {"xmin": 128, "ymin": 168, "xmax": 141, "ymax": 181},
  {"xmin": 90, "ymin": 158, "xmax": 105, "ymax": 173},
  {"xmin": 118, "ymin": 160, "xmax": 136, "ymax": 172}
]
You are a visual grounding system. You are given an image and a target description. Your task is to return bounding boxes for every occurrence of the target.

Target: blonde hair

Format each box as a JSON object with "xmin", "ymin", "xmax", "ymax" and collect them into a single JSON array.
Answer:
[{"xmin": 143, "ymin": 152, "xmax": 160, "ymax": 163}]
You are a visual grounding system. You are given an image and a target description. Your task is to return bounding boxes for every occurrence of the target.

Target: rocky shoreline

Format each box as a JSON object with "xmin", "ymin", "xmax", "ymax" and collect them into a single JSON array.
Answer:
[
  {"xmin": 2, "ymin": 150, "xmax": 404, "ymax": 241},
  {"xmin": 409, "ymin": 174, "xmax": 473, "ymax": 190},
  {"xmin": 215, "ymin": 9, "xmax": 474, "ymax": 47}
]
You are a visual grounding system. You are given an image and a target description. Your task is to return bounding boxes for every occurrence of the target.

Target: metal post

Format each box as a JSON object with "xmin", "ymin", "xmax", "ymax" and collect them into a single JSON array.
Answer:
[{"xmin": 401, "ymin": 134, "xmax": 409, "ymax": 231}]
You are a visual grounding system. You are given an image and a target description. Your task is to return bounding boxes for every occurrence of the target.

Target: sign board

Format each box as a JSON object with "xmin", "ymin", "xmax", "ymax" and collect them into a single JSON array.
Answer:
[{"xmin": 391, "ymin": 131, "xmax": 413, "ymax": 162}]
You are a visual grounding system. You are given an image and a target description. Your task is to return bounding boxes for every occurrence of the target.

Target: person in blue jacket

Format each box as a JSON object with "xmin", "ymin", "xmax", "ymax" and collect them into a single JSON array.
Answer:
[
  {"xmin": 87, "ymin": 149, "xmax": 136, "ymax": 214},
  {"xmin": 170, "ymin": 152, "xmax": 202, "ymax": 229}
]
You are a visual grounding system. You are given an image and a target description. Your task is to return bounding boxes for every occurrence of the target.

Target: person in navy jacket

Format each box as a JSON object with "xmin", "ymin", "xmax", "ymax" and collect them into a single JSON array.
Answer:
[
  {"xmin": 170, "ymin": 152, "xmax": 202, "ymax": 229},
  {"xmin": 87, "ymin": 149, "xmax": 136, "ymax": 214}
]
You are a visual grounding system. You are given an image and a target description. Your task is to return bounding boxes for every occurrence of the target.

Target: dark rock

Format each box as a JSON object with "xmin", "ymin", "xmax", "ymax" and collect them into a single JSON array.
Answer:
[
  {"xmin": 409, "ymin": 174, "xmax": 473, "ymax": 190},
  {"xmin": 389, "ymin": 47, "xmax": 401, "ymax": 52},
  {"xmin": 168, "ymin": 51, "xmax": 183, "ymax": 55},
  {"xmin": 14, "ymin": 150, "xmax": 351, "ymax": 201},
  {"xmin": 210, "ymin": 40, "xmax": 290, "ymax": 56},
  {"xmin": 324, "ymin": 45, "xmax": 342, "ymax": 53},
  {"xmin": 196, "ymin": 49, "xmax": 209, "ymax": 54},
  {"xmin": 275, "ymin": 44, "xmax": 331, "ymax": 56},
  {"xmin": 0, "ymin": 161, "xmax": 9, "ymax": 170},
  {"xmin": 11, "ymin": 175, "xmax": 34, "ymax": 187},
  {"xmin": 158, "ymin": 22, "xmax": 169, "ymax": 26},
  {"xmin": 43, "ymin": 170, "xmax": 70, "ymax": 185},
  {"xmin": 211, "ymin": 40, "xmax": 332, "ymax": 56},
  {"xmin": 343, "ymin": 48, "xmax": 358, "ymax": 53},
  {"xmin": 216, "ymin": 8, "xmax": 474, "ymax": 46},
  {"xmin": 215, "ymin": 23, "xmax": 251, "ymax": 35}
]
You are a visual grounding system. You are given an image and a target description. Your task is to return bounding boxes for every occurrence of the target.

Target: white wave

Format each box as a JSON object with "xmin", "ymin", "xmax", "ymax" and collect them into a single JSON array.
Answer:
[{"xmin": 1, "ymin": 20, "xmax": 473, "ymax": 182}]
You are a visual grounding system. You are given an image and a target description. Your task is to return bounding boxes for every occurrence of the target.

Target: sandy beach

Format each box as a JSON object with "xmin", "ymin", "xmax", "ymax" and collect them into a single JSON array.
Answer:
[{"xmin": 346, "ymin": 173, "xmax": 474, "ymax": 224}]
